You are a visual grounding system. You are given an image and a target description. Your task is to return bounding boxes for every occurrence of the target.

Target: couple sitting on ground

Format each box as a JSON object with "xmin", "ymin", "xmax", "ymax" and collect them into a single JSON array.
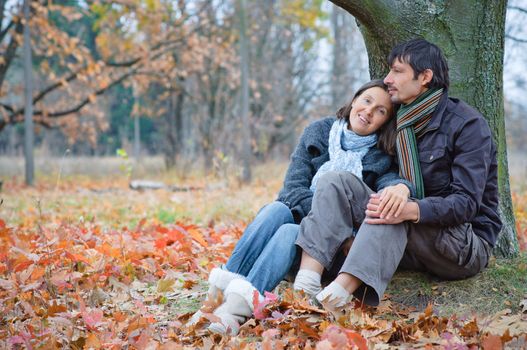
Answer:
[{"xmin": 188, "ymin": 38, "xmax": 501, "ymax": 335}]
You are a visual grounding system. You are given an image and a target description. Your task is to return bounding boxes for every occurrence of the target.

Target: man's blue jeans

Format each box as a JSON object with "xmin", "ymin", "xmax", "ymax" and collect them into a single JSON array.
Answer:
[{"xmin": 225, "ymin": 201, "xmax": 299, "ymax": 294}]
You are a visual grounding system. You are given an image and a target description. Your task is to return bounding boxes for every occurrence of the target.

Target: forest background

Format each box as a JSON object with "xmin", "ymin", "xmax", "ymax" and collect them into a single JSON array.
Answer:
[{"xmin": 0, "ymin": 0, "xmax": 525, "ymax": 176}]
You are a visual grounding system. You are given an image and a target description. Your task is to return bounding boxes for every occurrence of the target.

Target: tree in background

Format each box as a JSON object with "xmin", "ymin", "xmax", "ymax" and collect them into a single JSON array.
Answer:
[
  {"xmin": 329, "ymin": 0, "xmax": 517, "ymax": 257},
  {"xmin": 22, "ymin": 0, "xmax": 34, "ymax": 185},
  {"xmin": 246, "ymin": 1, "xmax": 329, "ymax": 160},
  {"xmin": 0, "ymin": 0, "xmax": 214, "ymax": 148},
  {"xmin": 330, "ymin": 4, "xmax": 368, "ymax": 108}
]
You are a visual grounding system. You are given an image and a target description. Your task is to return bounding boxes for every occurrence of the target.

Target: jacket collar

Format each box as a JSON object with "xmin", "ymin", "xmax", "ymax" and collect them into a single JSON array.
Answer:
[{"xmin": 425, "ymin": 90, "xmax": 449, "ymax": 131}]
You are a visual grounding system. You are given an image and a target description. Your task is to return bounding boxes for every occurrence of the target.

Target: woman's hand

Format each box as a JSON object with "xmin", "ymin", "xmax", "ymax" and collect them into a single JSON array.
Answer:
[{"xmin": 376, "ymin": 183, "xmax": 410, "ymax": 219}]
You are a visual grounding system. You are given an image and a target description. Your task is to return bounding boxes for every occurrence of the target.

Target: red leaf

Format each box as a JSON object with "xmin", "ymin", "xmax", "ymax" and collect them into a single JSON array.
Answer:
[
  {"xmin": 482, "ymin": 334, "xmax": 503, "ymax": 350},
  {"xmin": 253, "ymin": 290, "xmax": 266, "ymax": 320},
  {"xmin": 344, "ymin": 330, "xmax": 368, "ymax": 350},
  {"xmin": 8, "ymin": 336, "xmax": 26, "ymax": 345},
  {"xmin": 154, "ymin": 238, "xmax": 168, "ymax": 249},
  {"xmin": 14, "ymin": 260, "xmax": 33, "ymax": 272},
  {"xmin": 65, "ymin": 251, "xmax": 91, "ymax": 265},
  {"xmin": 82, "ymin": 308, "xmax": 104, "ymax": 330}
]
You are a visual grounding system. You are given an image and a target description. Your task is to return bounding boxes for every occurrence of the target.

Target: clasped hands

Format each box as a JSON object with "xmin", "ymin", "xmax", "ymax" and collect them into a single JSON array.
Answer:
[{"xmin": 364, "ymin": 183, "xmax": 418, "ymax": 224}]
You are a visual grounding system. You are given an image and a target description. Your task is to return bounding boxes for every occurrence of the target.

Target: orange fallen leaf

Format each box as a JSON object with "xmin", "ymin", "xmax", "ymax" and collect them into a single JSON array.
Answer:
[
  {"xmin": 482, "ymin": 333, "xmax": 503, "ymax": 350},
  {"xmin": 188, "ymin": 228, "xmax": 208, "ymax": 248}
]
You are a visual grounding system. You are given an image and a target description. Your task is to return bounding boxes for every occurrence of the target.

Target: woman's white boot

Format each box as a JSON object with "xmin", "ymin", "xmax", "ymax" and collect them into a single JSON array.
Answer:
[
  {"xmin": 208, "ymin": 278, "xmax": 262, "ymax": 336},
  {"xmin": 187, "ymin": 266, "xmax": 246, "ymax": 326}
]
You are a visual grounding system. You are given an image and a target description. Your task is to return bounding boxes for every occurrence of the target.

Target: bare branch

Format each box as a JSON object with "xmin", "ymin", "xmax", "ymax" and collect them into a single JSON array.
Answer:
[
  {"xmin": 0, "ymin": 17, "xmax": 24, "ymax": 90},
  {"xmin": 0, "ymin": 0, "xmax": 8, "ymax": 31},
  {"xmin": 506, "ymin": 34, "xmax": 527, "ymax": 43},
  {"xmin": 508, "ymin": 5, "xmax": 527, "ymax": 15},
  {"xmin": 0, "ymin": 19, "xmax": 14, "ymax": 41},
  {"xmin": 1, "ymin": 68, "xmax": 139, "ymax": 132},
  {"xmin": 33, "ymin": 67, "xmax": 87, "ymax": 104},
  {"xmin": 38, "ymin": 70, "xmax": 138, "ymax": 118}
]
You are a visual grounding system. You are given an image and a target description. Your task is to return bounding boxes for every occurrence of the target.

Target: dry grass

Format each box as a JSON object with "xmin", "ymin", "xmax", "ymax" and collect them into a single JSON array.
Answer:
[
  {"xmin": 386, "ymin": 254, "xmax": 527, "ymax": 316},
  {"xmin": 0, "ymin": 157, "xmax": 286, "ymax": 228}
]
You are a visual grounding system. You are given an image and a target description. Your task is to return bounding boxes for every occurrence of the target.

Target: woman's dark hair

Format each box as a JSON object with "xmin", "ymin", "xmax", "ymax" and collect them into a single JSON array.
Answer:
[
  {"xmin": 336, "ymin": 79, "xmax": 398, "ymax": 155},
  {"xmin": 388, "ymin": 38, "xmax": 449, "ymax": 90}
]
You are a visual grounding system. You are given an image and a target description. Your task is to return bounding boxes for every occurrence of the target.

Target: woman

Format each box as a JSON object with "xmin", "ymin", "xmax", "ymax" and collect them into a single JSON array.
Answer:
[{"xmin": 188, "ymin": 79, "xmax": 414, "ymax": 335}]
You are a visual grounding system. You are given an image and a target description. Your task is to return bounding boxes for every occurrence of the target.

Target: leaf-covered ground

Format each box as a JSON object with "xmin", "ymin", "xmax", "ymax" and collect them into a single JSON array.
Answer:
[{"xmin": 1, "ymin": 164, "xmax": 526, "ymax": 349}]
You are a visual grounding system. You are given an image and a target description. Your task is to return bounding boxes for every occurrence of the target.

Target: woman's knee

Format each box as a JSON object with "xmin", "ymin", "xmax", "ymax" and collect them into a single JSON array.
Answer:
[
  {"xmin": 272, "ymin": 224, "xmax": 299, "ymax": 246},
  {"xmin": 252, "ymin": 202, "xmax": 294, "ymax": 228},
  {"xmin": 261, "ymin": 201, "xmax": 292, "ymax": 219}
]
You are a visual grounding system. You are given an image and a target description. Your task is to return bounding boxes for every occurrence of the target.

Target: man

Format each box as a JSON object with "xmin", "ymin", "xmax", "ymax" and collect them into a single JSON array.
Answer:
[{"xmin": 293, "ymin": 38, "xmax": 502, "ymax": 307}]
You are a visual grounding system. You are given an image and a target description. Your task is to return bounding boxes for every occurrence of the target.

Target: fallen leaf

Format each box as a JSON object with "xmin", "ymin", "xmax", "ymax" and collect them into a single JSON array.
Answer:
[
  {"xmin": 157, "ymin": 278, "xmax": 175, "ymax": 293},
  {"xmin": 188, "ymin": 228, "xmax": 208, "ymax": 248},
  {"xmin": 82, "ymin": 308, "xmax": 104, "ymax": 330},
  {"xmin": 482, "ymin": 334, "xmax": 503, "ymax": 350}
]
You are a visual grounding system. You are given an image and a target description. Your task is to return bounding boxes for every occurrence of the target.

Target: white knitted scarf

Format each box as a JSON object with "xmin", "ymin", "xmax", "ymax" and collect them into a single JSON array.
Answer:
[{"xmin": 310, "ymin": 119, "xmax": 377, "ymax": 192}]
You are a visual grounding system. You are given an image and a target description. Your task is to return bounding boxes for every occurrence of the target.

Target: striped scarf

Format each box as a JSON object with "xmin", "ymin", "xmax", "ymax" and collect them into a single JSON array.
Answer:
[{"xmin": 396, "ymin": 88, "xmax": 443, "ymax": 199}]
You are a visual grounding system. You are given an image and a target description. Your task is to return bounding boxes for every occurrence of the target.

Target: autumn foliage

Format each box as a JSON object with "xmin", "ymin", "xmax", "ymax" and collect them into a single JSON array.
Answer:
[{"xmin": 1, "ymin": 179, "xmax": 526, "ymax": 348}]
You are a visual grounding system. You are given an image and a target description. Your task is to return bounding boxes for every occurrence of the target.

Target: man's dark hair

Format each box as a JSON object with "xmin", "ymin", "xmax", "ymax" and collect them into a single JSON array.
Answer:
[{"xmin": 388, "ymin": 38, "xmax": 449, "ymax": 90}]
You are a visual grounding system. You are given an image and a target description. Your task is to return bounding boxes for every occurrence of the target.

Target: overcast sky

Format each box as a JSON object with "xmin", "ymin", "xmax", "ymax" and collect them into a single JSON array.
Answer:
[{"xmin": 504, "ymin": 0, "xmax": 527, "ymax": 106}]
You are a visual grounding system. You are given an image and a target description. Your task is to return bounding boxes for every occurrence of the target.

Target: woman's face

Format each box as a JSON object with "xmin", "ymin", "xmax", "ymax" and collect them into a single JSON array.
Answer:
[{"xmin": 348, "ymin": 86, "xmax": 393, "ymax": 136}]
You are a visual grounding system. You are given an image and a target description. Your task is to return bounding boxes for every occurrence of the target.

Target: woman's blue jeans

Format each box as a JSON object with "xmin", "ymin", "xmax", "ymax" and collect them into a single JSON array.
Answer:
[{"xmin": 225, "ymin": 201, "xmax": 299, "ymax": 294}]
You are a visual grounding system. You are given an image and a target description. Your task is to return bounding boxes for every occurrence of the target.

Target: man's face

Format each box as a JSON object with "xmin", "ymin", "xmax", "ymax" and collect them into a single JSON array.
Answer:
[{"xmin": 384, "ymin": 59, "xmax": 430, "ymax": 105}]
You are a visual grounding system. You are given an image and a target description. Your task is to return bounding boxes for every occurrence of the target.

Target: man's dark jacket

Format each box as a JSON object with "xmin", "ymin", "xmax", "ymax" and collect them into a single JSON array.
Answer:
[{"xmin": 415, "ymin": 92, "xmax": 502, "ymax": 247}]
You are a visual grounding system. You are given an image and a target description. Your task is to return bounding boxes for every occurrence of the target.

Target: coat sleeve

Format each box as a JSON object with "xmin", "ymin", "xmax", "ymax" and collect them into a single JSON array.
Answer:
[
  {"xmin": 277, "ymin": 122, "xmax": 326, "ymax": 224},
  {"xmin": 364, "ymin": 149, "xmax": 416, "ymax": 197},
  {"xmin": 416, "ymin": 117, "xmax": 493, "ymax": 226},
  {"xmin": 374, "ymin": 165, "xmax": 416, "ymax": 197}
]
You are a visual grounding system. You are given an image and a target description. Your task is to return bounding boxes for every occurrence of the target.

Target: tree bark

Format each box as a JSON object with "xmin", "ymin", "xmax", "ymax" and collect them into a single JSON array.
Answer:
[
  {"xmin": 133, "ymin": 115, "xmax": 140, "ymax": 161},
  {"xmin": 330, "ymin": 0, "xmax": 518, "ymax": 257},
  {"xmin": 163, "ymin": 89, "xmax": 185, "ymax": 170}
]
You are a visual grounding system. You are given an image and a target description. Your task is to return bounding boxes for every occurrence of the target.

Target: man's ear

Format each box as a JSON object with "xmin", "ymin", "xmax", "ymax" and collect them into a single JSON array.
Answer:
[{"xmin": 420, "ymin": 69, "xmax": 433, "ymax": 86}]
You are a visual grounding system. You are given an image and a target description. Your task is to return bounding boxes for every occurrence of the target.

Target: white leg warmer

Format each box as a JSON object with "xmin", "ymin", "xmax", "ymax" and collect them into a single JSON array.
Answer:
[{"xmin": 316, "ymin": 281, "xmax": 350, "ymax": 309}]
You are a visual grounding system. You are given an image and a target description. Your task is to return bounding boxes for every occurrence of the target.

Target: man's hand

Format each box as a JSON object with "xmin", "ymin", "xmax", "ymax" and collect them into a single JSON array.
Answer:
[
  {"xmin": 365, "ymin": 194, "xmax": 419, "ymax": 224},
  {"xmin": 377, "ymin": 184, "xmax": 410, "ymax": 219}
]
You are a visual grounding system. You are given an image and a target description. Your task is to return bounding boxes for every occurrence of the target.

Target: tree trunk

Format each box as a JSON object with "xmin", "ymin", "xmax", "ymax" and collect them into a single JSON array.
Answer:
[
  {"xmin": 163, "ymin": 89, "xmax": 185, "ymax": 170},
  {"xmin": 133, "ymin": 114, "xmax": 140, "ymax": 161},
  {"xmin": 23, "ymin": 0, "xmax": 34, "ymax": 186},
  {"xmin": 330, "ymin": 0, "xmax": 518, "ymax": 257},
  {"xmin": 331, "ymin": 5, "xmax": 345, "ymax": 107},
  {"xmin": 237, "ymin": 0, "xmax": 252, "ymax": 183},
  {"xmin": 164, "ymin": 94, "xmax": 176, "ymax": 170}
]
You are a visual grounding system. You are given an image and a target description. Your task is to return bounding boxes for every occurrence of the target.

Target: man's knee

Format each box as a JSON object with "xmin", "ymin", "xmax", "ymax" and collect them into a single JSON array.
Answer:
[{"xmin": 407, "ymin": 225, "xmax": 489, "ymax": 280}]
